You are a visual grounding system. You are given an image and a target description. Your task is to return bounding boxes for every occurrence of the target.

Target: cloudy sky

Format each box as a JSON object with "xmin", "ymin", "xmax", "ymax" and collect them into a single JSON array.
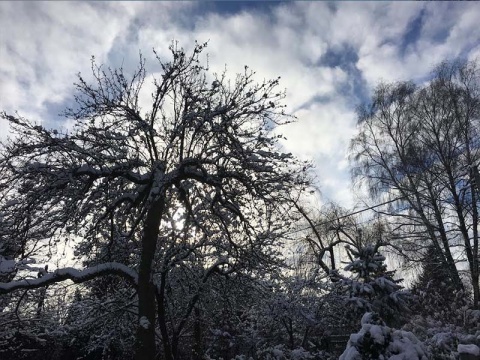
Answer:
[{"xmin": 1, "ymin": 1, "xmax": 479, "ymax": 208}]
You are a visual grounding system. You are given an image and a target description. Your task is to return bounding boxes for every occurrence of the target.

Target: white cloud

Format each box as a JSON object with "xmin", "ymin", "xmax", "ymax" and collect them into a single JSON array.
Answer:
[
  {"xmin": 350, "ymin": 2, "xmax": 480, "ymax": 85},
  {"xmin": 1, "ymin": 1, "xmax": 478, "ymax": 207},
  {"xmin": 276, "ymin": 99, "xmax": 357, "ymax": 207},
  {"xmin": 279, "ymin": 101, "xmax": 356, "ymax": 159},
  {"xmin": 0, "ymin": 1, "xmax": 140, "ymax": 132}
]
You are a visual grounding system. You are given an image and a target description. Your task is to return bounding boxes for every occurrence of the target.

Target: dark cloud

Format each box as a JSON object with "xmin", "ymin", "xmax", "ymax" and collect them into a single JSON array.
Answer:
[
  {"xmin": 319, "ymin": 45, "xmax": 369, "ymax": 107},
  {"xmin": 400, "ymin": 8, "xmax": 425, "ymax": 56},
  {"xmin": 203, "ymin": 1, "xmax": 283, "ymax": 16}
]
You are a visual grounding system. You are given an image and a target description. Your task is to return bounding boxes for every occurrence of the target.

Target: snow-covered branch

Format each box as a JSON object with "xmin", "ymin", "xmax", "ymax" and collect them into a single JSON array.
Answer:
[
  {"xmin": 0, "ymin": 262, "xmax": 138, "ymax": 294},
  {"xmin": 74, "ymin": 163, "xmax": 150, "ymax": 185}
]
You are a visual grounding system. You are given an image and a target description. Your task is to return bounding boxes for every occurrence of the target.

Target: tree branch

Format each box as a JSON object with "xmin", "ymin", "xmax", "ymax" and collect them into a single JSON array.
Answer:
[{"xmin": 0, "ymin": 262, "xmax": 138, "ymax": 294}]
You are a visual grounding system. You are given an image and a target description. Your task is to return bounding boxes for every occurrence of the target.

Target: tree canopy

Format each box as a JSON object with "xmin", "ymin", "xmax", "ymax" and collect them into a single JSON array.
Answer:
[
  {"xmin": 350, "ymin": 59, "xmax": 480, "ymax": 308},
  {"xmin": 0, "ymin": 42, "xmax": 310, "ymax": 360}
]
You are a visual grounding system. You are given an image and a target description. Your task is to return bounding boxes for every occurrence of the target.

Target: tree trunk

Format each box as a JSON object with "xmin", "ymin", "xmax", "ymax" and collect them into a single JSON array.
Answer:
[
  {"xmin": 301, "ymin": 326, "xmax": 310, "ymax": 348},
  {"xmin": 156, "ymin": 271, "xmax": 174, "ymax": 360},
  {"xmin": 193, "ymin": 305, "xmax": 202, "ymax": 359},
  {"xmin": 282, "ymin": 318, "xmax": 295, "ymax": 350},
  {"xmin": 135, "ymin": 197, "xmax": 165, "ymax": 360},
  {"xmin": 428, "ymin": 196, "xmax": 464, "ymax": 291},
  {"xmin": 470, "ymin": 167, "xmax": 480, "ymax": 309},
  {"xmin": 410, "ymin": 185, "xmax": 463, "ymax": 291},
  {"xmin": 472, "ymin": 272, "xmax": 480, "ymax": 310}
]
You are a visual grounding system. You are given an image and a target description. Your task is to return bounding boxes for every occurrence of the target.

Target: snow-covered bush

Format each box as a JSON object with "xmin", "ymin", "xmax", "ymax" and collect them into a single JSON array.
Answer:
[
  {"xmin": 402, "ymin": 314, "xmax": 480, "ymax": 360},
  {"xmin": 464, "ymin": 309, "xmax": 480, "ymax": 330},
  {"xmin": 255, "ymin": 344, "xmax": 332, "ymax": 360},
  {"xmin": 428, "ymin": 331, "xmax": 460, "ymax": 359},
  {"xmin": 57, "ymin": 287, "xmax": 136, "ymax": 359},
  {"xmin": 339, "ymin": 312, "xmax": 428, "ymax": 360}
]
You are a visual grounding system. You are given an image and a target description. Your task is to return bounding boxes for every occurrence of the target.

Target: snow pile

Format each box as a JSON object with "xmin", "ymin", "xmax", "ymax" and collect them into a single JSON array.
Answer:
[
  {"xmin": 340, "ymin": 313, "xmax": 428, "ymax": 360},
  {"xmin": 458, "ymin": 344, "xmax": 480, "ymax": 356}
]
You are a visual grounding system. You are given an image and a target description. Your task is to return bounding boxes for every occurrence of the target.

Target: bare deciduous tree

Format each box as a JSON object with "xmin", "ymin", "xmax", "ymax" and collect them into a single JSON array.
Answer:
[
  {"xmin": 0, "ymin": 42, "xmax": 310, "ymax": 359},
  {"xmin": 350, "ymin": 59, "xmax": 480, "ymax": 307}
]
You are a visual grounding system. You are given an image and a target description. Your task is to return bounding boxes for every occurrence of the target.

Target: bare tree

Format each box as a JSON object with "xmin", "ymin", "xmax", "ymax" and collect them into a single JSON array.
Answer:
[
  {"xmin": 294, "ymin": 200, "xmax": 390, "ymax": 278},
  {"xmin": 0, "ymin": 42, "xmax": 310, "ymax": 359},
  {"xmin": 350, "ymin": 59, "xmax": 480, "ymax": 307}
]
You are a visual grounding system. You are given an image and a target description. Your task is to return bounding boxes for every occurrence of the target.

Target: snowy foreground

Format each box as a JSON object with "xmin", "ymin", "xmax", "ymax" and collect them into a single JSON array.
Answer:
[{"xmin": 240, "ymin": 312, "xmax": 480, "ymax": 360}]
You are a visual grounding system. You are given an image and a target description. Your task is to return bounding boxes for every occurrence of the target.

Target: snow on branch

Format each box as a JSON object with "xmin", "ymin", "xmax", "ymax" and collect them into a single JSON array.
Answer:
[{"xmin": 0, "ymin": 262, "xmax": 138, "ymax": 294}]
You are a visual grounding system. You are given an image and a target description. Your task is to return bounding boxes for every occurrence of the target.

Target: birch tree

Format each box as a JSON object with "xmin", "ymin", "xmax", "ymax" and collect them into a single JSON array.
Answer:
[{"xmin": 350, "ymin": 59, "xmax": 480, "ymax": 307}]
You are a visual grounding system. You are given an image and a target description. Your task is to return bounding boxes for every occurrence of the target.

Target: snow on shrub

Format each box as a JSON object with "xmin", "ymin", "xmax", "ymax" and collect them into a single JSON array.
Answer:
[
  {"xmin": 339, "ymin": 312, "xmax": 428, "ymax": 360},
  {"xmin": 254, "ymin": 344, "xmax": 332, "ymax": 360},
  {"xmin": 458, "ymin": 344, "xmax": 480, "ymax": 356},
  {"xmin": 402, "ymin": 312, "xmax": 480, "ymax": 359}
]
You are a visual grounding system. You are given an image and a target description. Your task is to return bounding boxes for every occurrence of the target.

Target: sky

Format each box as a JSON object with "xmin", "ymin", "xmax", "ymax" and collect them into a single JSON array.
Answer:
[{"xmin": 1, "ymin": 1, "xmax": 479, "ymax": 209}]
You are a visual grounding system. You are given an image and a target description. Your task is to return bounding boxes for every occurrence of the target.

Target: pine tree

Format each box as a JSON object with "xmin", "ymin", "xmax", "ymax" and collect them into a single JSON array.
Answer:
[
  {"xmin": 333, "ymin": 244, "xmax": 409, "ymax": 327},
  {"xmin": 411, "ymin": 244, "xmax": 466, "ymax": 323}
]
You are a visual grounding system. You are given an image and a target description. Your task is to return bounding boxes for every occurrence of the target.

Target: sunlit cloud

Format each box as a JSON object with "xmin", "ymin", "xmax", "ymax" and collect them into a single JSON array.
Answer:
[{"xmin": 1, "ymin": 1, "xmax": 478, "ymax": 208}]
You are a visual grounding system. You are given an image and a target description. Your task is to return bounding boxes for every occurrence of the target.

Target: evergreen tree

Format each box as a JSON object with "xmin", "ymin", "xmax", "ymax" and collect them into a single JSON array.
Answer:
[
  {"xmin": 411, "ymin": 244, "xmax": 467, "ymax": 323},
  {"xmin": 332, "ymin": 244, "xmax": 409, "ymax": 327}
]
